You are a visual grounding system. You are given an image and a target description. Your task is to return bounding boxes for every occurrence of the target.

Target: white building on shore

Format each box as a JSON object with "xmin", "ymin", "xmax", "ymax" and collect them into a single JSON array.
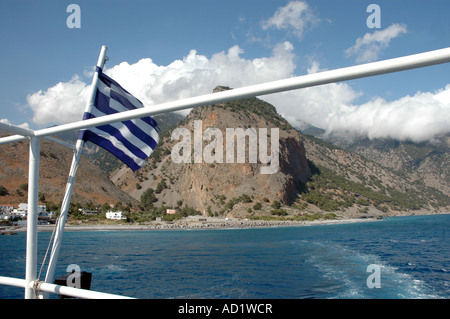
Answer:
[
  {"xmin": 0, "ymin": 204, "xmax": 14, "ymax": 214},
  {"xmin": 105, "ymin": 211, "xmax": 126, "ymax": 220},
  {"xmin": 0, "ymin": 205, "xmax": 14, "ymax": 220},
  {"xmin": 1, "ymin": 203, "xmax": 52, "ymax": 223},
  {"xmin": 12, "ymin": 203, "xmax": 47, "ymax": 218}
]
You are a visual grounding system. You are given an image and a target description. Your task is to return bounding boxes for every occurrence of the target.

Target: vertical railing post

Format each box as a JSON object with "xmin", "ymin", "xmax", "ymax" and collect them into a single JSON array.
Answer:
[{"xmin": 24, "ymin": 136, "xmax": 40, "ymax": 299}]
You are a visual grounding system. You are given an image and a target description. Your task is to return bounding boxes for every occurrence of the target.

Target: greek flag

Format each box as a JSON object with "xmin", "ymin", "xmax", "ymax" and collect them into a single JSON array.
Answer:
[{"xmin": 79, "ymin": 67, "xmax": 159, "ymax": 172}]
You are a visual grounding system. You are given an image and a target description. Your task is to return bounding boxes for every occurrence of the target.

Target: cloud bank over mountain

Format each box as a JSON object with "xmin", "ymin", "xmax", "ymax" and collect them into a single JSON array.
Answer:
[
  {"xmin": 24, "ymin": 1, "xmax": 449, "ymax": 143},
  {"xmin": 26, "ymin": 41, "xmax": 450, "ymax": 143}
]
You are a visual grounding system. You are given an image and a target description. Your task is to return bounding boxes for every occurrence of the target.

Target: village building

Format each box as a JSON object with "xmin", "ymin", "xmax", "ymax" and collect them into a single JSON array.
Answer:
[
  {"xmin": 0, "ymin": 204, "xmax": 14, "ymax": 214},
  {"xmin": 12, "ymin": 203, "xmax": 47, "ymax": 218},
  {"xmin": 105, "ymin": 211, "xmax": 126, "ymax": 220}
]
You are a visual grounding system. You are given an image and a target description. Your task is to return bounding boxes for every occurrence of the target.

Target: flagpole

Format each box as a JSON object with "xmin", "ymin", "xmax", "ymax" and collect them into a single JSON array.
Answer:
[{"xmin": 43, "ymin": 46, "xmax": 108, "ymax": 292}]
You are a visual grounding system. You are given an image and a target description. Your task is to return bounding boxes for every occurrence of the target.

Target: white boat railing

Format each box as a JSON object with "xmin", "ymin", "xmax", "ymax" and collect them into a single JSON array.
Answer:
[
  {"xmin": 0, "ymin": 276, "xmax": 134, "ymax": 299},
  {"xmin": 1, "ymin": 46, "xmax": 450, "ymax": 299}
]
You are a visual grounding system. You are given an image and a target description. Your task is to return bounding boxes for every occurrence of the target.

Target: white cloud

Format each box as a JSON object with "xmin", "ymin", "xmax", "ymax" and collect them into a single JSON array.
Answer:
[
  {"xmin": 26, "ymin": 75, "xmax": 91, "ymax": 126},
  {"xmin": 26, "ymin": 42, "xmax": 296, "ymax": 125},
  {"xmin": 25, "ymin": 42, "xmax": 449, "ymax": 144},
  {"xmin": 345, "ymin": 23, "xmax": 407, "ymax": 63},
  {"xmin": 263, "ymin": 75, "xmax": 361, "ymax": 132},
  {"xmin": 263, "ymin": 59, "xmax": 450, "ymax": 143},
  {"xmin": 325, "ymin": 85, "xmax": 450, "ymax": 143},
  {"xmin": 261, "ymin": 0, "xmax": 319, "ymax": 40}
]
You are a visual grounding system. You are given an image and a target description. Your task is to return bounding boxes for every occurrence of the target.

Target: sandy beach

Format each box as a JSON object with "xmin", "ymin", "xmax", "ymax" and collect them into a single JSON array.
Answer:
[
  {"xmin": 4, "ymin": 211, "xmax": 449, "ymax": 234},
  {"xmin": 0, "ymin": 216, "xmax": 383, "ymax": 234}
]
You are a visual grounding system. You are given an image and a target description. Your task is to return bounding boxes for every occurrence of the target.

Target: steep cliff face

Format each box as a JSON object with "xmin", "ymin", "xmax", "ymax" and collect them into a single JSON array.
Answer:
[{"xmin": 111, "ymin": 88, "xmax": 311, "ymax": 216}]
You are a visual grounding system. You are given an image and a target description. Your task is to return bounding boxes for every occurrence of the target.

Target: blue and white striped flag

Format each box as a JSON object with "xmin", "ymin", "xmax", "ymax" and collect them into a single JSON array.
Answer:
[{"xmin": 79, "ymin": 67, "xmax": 159, "ymax": 172}]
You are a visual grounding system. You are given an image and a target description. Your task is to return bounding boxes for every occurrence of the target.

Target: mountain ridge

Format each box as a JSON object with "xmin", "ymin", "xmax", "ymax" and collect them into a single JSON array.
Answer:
[
  {"xmin": 0, "ymin": 132, "xmax": 138, "ymax": 210},
  {"xmin": 1, "ymin": 91, "xmax": 448, "ymax": 221},
  {"xmin": 294, "ymin": 121, "xmax": 450, "ymax": 200},
  {"xmin": 111, "ymin": 86, "xmax": 312, "ymax": 217},
  {"xmin": 111, "ymin": 87, "xmax": 449, "ymax": 220}
]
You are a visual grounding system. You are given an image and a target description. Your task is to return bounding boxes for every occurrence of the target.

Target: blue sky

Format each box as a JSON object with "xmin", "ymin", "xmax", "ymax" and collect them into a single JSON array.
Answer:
[{"xmin": 1, "ymin": 0, "xmax": 449, "ymax": 142}]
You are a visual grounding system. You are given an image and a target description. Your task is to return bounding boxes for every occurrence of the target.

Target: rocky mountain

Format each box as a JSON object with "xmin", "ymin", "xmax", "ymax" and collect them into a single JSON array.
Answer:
[
  {"xmin": 289, "ymin": 119, "xmax": 450, "ymax": 214},
  {"xmin": 111, "ymin": 87, "xmax": 449, "ymax": 219},
  {"xmin": 293, "ymin": 120, "xmax": 449, "ymax": 200},
  {"xmin": 301, "ymin": 134, "xmax": 449, "ymax": 216},
  {"xmin": 330, "ymin": 134, "xmax": 450, "ymax": 198},
  {"xmin": 2, "ymin": 90, "xmax": 447, "ymax": 220},
  {"xmin": 0, "ymin": 110, "xmax": 184, "ymax": 211},
  {"xmin": 111, "ymin": 86, "xmax": 311, "ymax": 217},
  {"xmin": 0, "ymin": 132, "xmax": 138, "ymax": 209}
]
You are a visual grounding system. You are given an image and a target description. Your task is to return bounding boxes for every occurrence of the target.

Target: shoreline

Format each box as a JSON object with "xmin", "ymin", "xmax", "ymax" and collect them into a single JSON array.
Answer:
[
  {"xmin": 2, "ymin": 212, "xmax": 448, "ymax": 234},
  {"xmin": 60, "ymin": 217, "xmax": 381, "ymax": 232},
  {"xmin": 3, "ymin": 217, "xmax": 378, "ymax": 233}
]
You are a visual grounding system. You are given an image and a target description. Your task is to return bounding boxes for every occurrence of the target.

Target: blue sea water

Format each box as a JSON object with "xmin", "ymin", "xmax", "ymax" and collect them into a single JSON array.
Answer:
[{"xmin": 0, "ymin": 214, "xmax": 449, "ymax": 299}]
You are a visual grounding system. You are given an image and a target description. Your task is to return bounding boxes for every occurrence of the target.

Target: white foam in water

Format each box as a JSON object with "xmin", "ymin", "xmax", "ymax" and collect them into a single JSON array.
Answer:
[
  {"xmin": 104, "ymin": 264, "xmax": 126, "ymax": 272},
  {"xmin": 304, "ymin": 242, "xmax": 369, "ymax": 298},
  {"xmin": 303, "ymin": 241, "xmax": 442, "ymax": 299}
]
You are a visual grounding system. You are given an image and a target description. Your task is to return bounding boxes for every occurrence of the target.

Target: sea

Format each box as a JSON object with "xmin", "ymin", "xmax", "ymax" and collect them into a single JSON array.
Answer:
[{"xmin": 0, "ymin": 214, "xmax": 449, "ymax": 299}]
